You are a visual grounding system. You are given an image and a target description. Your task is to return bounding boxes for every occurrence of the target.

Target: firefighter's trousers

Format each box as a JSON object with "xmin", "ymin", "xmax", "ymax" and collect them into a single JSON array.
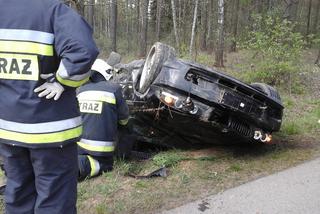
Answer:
[
  {"xmin": 0, "ymin": 143, "xmax": 78, "ymax": 214},
  {"xmin": 78, "ymin": 155, "xmax": 113, "ymax": 181}
]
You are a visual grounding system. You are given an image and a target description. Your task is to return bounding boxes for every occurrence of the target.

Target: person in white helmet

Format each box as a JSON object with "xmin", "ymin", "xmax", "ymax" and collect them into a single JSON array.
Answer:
[{"xmin": 76, "ymin": 58, "xmax": 132, "ymax": 180}]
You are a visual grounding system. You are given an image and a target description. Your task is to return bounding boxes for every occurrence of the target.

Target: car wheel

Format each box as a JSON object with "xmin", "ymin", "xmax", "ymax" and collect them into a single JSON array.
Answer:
[
  {"xmin": 251, "ymin": 82, "xmax": 282, "ymax": 104},
  {"xmin": 138, "ymin": 42, "xmax": 175, "ymax": 94}
]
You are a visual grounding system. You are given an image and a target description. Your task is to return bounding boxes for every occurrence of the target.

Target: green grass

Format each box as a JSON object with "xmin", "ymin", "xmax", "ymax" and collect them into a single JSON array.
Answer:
[
  {"xmin": 280, "ymin": 96, "xmax": 320, "ymax": 137},
  {"xmin": 228, "ymin": 164, "xmax": 242, "ymax": 172},
  {"xmin": 281, "ymin": 122, "xmax": 301, "ymax": 135},
  {"xmin": 152, "ymin": 150, "xmax": 186, "ymax": 167},
  {"xmin": 282, "ymin": 96, "xmax": 295, "ymax": 108}
]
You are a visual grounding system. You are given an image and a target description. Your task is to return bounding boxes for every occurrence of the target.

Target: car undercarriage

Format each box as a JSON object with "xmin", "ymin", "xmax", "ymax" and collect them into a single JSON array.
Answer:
[{"xmin": 111, "ymin": 43, "xmax": 284, "ymax": 147}]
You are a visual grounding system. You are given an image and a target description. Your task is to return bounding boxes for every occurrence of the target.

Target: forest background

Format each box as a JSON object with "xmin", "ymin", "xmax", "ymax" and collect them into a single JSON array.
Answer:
[{"xmin": 64, "ymin": 0, "xmax": 320, "ymax": 92}]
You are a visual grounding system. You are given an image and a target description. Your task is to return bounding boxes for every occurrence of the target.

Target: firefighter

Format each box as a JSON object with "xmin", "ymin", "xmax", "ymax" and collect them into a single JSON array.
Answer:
[
  {"xmin": 0, "ymin": 1, "xmax": 99, "ymax": 214},
  {"xmin": 77, "ymin": 59, "xmax": 131, "ymax": 181}
]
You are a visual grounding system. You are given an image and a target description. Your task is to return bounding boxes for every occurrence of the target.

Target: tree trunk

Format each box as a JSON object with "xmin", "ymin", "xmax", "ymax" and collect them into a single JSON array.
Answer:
[
  {"xmin": 256, "ymin": 0, "xmax": 263, "ymax": 14},
  {"xmin": 206, "ymin": 0, "xmax": 214, "ymax": 51},
  {"xmin": 306, "ymin": 0, "xmax": 312, "ymax": 39},
  {"xmin": 100, "ymin": 1, "xmax": 106, "ymax": 36},
  {"xmin": 182, "ymin": 0, "xmax": 187, "ymax": 45},
  {"xmin": 200, "ymin": 0, "xmax": 208, "ymax": 50},
  {"xmin": 95, "ymin": 0, "xmax": 102, "ymax": 36},
  {"xmin": 283, "ymin": 0, "xmax": 299, "ymax": 22},
  {"xmin": 267, "ymin": 0, "xmax": 274, "ymax": 11},
  {"xmin": 156, "ymin": 0, "xmax": 162, "ymax": 41},
  {"xmin": 136, "ymin": 0, "xmax": 140, "ymax": 47},
  {"xmin": 139, "ymin": 0, "xmax": 148, "ymax": 57},
  {"xmin": 110, "ymin": 0, "xmax": 117, "ymax": 52},
  {"xmin": 215, "ymin": 0, "xmax": 225, "ymax": 67},
  {"xmin": 88, "ymin": 0, "xmax": 95, "ymax": 29},
  {"xmin": 312, "ymin": 0, "xmax": 320, "ymax": 34},
  {"xmin": 189, "ymin": 0, "xmax": 199, "ymax": 57},
  {"xmin": 69, "ymin": 0, "xmax": 85, "ymax": 16},
  {"xmin": 171, "ymin": 0, "xmax": 180, "ymax": 49},
  {"xmin": 126, "ymin": 0, "xmax": 131, "ymax": 52},
  {"xmin": 106, "ymin": 1, "xmax": 111, "ymax": 38},
  {"xmin": 178, "ymin": 0, "xmax": 182, "ymax": 30},
  {"xmin": 230, "ymin": 0, "xmax": 240, "ymax": 52}
]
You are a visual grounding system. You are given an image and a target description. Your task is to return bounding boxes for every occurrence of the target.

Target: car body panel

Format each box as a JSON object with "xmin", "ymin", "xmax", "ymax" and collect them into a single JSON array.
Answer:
[
  {"xmin": 112, "ymin": 45, "xmax": 284, "ymax": 145},
  {"xmin": 148, "ymin": 59, "xmax": 283, "ymax": 133}
]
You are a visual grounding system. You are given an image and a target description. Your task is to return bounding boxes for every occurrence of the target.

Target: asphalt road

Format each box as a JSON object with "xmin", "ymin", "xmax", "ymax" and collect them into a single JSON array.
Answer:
[{"xmin": 162, "ymin": 158, "xmax": 320, "ymax": 214}]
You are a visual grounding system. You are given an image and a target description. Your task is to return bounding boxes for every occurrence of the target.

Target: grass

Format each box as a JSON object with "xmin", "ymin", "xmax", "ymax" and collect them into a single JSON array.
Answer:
[
  {"xmin": 228, "ymin": 164, "xmax": 242, "ymax": 172},
  {"xmin": 152, "ymin": 150, "xmax": 186, "ymax": 167},
  {"xmin": 280, "ymin": 96, "xmax": 320, "ymax": 137},
  {"xmin": 75, "ymin": 136, "xmax": 320, "ymax": 214},
  {"xmin": 1, "ymin": 49, "xmax": 320, "ymax": 214}
]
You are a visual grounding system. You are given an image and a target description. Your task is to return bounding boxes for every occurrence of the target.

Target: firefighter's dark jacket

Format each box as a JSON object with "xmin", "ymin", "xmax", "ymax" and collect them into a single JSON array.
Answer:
[
  {"xmin": 77, "ymin": 81, "xmax": 129, "ymax": 157},
  {"xmin": 0, "ymin": 0, "xmax": 99, "ymax": 148}
]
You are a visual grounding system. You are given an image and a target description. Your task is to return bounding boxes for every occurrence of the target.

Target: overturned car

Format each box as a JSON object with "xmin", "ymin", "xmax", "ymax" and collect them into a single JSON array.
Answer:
[{"xmin": 111, "ymin": 43, "xmax": 284, "ymax": 146}]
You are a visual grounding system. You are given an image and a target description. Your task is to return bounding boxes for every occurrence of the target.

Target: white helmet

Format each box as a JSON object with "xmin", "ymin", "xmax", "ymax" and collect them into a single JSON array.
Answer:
[{"xmin": 91, "ymin": 59, "xmax": 113, "ymax": 80}]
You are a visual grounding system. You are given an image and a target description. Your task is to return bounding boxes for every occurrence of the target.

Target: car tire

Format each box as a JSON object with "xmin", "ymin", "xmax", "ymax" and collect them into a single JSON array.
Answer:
[
  {"xmin": 251, "ymin": 82, "xmax": 282, "ymax": 104},
  {"xmin": 138, "ymin": 42, "xmax": 175, "ymax": 94}
]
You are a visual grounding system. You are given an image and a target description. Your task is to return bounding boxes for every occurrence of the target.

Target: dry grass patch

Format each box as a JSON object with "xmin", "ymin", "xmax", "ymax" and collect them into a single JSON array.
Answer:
[{"xmin": 75, "ymin": 134, "xmax": 320, "ymax": 214}]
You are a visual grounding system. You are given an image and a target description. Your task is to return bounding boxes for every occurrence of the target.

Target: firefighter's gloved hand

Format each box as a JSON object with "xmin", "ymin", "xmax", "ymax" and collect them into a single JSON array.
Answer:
[{"xmin": 34, "ymin": 73, "xmax": 65, "ymax": 101}]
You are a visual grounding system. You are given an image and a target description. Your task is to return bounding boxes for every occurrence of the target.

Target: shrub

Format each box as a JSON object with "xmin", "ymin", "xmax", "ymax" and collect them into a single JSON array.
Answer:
[{"xmin": 241, "ymin": 15, "xmax": 305, "ymax": 88}]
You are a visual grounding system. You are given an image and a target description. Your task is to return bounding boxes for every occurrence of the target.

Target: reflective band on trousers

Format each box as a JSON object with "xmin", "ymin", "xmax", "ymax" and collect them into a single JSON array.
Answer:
[
  {"xmin": 77, "ymin": 139, "xmax": 115, "ymax": 152},
  {"xmin": 0, "ymin": 126, "xmax": 82, "ymax": 144},
  {"xmin": 77, "ymin": 91, "xmax": 116, "ymax": 105},
  {"xmin": 0, "ymin": 29, "xmax": 54, "ymax": 44},
  {"xmin": 0, "ymin": 41, "xmax": 53, "ymax": 56},
  {"xmin": 87, "ymin": 155, "xmax": 101, "ymax": 177},
  {"xmin": 119, "ymin": 118, "xmax": 129, "ymax": 126},
  {"xmin": 0, "ymin": 116, "xmax": 82, "ymax": 134}
]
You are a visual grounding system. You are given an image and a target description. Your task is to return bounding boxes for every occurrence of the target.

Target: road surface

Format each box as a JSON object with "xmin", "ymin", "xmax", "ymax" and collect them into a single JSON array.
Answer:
[{"xmin": 162, "ymin": 158, "xmax": 320, "ymax": 214}]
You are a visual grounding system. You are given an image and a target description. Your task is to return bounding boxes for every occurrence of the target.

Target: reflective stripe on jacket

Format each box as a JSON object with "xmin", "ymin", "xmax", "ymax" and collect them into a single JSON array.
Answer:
[
  {"xmin": 77, "ymin": 81, "xmax": 129, "ymax": 157},
  {"xmin": 0, "ymin": 0, "xmax": 99, "ymax": 148},
  {"xmin": 0, "ymin": 117, "xmax": 82, "ymax": 144}
]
